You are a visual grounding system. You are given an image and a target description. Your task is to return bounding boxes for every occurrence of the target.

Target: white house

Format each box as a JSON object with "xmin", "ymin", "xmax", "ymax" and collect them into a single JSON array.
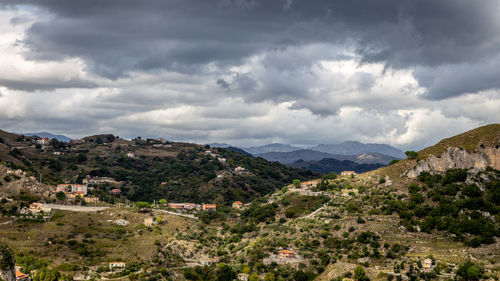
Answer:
[
  {"xmin": 235, "ymin": 166, "xmax": 246, "ymax": 172},
  {"xmin": 237, "ymin": 273, "xmax": 249, "ymax": 281},
  {"xmin": 109, "ymin": 262, "xmax": 126, "ymax": 269}
]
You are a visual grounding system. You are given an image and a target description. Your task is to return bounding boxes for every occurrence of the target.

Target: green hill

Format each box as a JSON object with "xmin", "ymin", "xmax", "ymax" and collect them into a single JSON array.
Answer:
[{"xmin": 0, "ymin": 131, "xmax": 318, "ymax": 205}]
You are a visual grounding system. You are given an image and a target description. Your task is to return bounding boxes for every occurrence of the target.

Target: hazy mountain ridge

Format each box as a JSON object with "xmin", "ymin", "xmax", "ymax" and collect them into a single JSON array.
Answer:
[
  {"xmin": 310, "ymin": 141, "xmax": 405, "ymax": 158},
  {"xmin": 242, "ymin": 143, "xmax": 302, "ymax": 155},
  {"xmin": 23, "ymin": 132, "xmax": 72, "ymax": 142},
  {"xmin": 240, "ymin": 141, "xmax": 404, "ymax": 158}
]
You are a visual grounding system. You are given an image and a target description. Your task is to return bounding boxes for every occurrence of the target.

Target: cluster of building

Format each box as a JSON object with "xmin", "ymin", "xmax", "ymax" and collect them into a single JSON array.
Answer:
[
  {"xmin": 167, "ymin": 203, "xmax": 217, "ymax": 211},
  {"xmin": 109, "ymin": 262, "xmax": 126, "ymax": 270},
  {"xmin": 290, "ymin": 189, "xmax": 327, "ymax": 197},
  {"xmin": 6, "ymin": 169, "xmax": 26, "ymax": 177},
  {"xmin": 289, "ymin": 180, "xmax": 330, "ymax": 197},
  {"xmin": 83, "ymin": 177, "xmax": 120, "ymax": 185},
  {"xmin": 341, "ymin": 171, "xmax": 356, "ymax": 176},
  {"xmin": 204, "ymin": 150, "xmax": 227, "ymax": 163},
  {"xmin": 263, "ymin": 249, "xmax": 303, "ymax": 266},
  {"xmin": 28, "ymin": 203, "xmax": 52, "ymax": 214},
  {"xmin": 56, "ymin": 184, "xmax": 88, "ymax": 198},
  {"xmin": 55, "ymin": 183, "xmax": 101, "ymax": 202},
  {"xmin": 234, "ymin": 166, "xmax": 246, "ymax": 172},
  {"xmin": 19, "ymin": 203, "xmax": 52, "ymax": 220},
  {"xmin": 36, "ymin": 137, "xmax": 50, "ymax": 146},
  {"xmin": 200, "ymin": 257, "xmax": 219, "ymax": 266},
  {"xmin": 69, "ymin": 139, "xmax": 85, "ymax": 144}
]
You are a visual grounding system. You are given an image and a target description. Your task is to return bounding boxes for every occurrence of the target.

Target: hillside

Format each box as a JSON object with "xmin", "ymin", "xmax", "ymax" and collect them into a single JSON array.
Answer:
[
  {"xmin": 371, "ymin": 124, "xmax": 500, "ymax": 181},
  {"xmin": 0, "ymin": 130, "xmax": 317, "ymax": 205},
  {"xmin": 257, "ymin": 150, "xmax": 397, "ymax": 165},
  {"xmin": 289, "ymin": 158, "xmax": 385, "ymax": 174},
  {"xmin": 0, "ymin": 125, "xmax": 499, "ymax": 281}
]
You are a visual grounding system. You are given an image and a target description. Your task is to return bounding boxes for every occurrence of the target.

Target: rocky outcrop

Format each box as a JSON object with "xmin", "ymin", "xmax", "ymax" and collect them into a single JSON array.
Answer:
[
  {"xmin": 0, "ymin": 244, "xmax": 16, "ymax": 281},
  {"xmin": 407, "ymin": 146, "xmax": 500, "ymax": 178}
]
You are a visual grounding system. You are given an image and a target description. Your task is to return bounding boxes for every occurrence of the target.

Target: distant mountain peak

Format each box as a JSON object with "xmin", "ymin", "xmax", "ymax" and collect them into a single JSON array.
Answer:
[
  {"xmin": 23, "ymin": 132, "xmax": 72, "ymax": 142},
  {"xmin": 310, "ymin": 141, "xmax": 404, "ymax": 158},
  {"xmin": 242, "ymin": 143, "xmax": 301, "ymax": 155}
]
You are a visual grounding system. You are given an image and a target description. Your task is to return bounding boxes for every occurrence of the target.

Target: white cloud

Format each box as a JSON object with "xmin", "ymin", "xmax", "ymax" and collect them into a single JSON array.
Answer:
[{"xmin": 0, "ymin": 7, "xmax": 498, "ymax": 152}]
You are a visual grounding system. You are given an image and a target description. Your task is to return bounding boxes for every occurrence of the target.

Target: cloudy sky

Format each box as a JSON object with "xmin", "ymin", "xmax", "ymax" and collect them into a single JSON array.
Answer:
[{"xmin": 0, "ymin": 0, "xmax": 499, "ymax": 150}]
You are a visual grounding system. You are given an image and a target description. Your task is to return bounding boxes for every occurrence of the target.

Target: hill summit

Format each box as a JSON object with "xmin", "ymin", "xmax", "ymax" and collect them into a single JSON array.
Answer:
[{"xmin": 373, "ymin": 124, "xmax": 500, "ymax": 179}]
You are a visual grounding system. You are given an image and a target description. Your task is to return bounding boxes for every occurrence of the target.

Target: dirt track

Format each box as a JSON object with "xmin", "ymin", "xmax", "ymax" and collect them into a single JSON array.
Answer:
[{"xmin": 45, "ymin": 204, "xmax": 109, "ymax": 212}]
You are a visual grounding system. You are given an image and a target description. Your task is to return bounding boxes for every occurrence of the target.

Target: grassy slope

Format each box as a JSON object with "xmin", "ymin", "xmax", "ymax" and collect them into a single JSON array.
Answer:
[
  {"xmin": 368, "ymin": 124, "xmax": 500, "ymax": 182},
  {"xmin": 0, "ymin": 208, "xmax": 189, "ymax": 269}
]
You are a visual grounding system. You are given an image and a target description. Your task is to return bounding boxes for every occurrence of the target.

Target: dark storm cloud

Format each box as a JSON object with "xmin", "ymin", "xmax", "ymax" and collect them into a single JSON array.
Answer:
[
  {"xmin": 0, "ymin": 77, "xmax": 97, "ymax": 91},
  {"xmin": 3, "ymin": 0, "xmax": 500, "ymax": 97}
]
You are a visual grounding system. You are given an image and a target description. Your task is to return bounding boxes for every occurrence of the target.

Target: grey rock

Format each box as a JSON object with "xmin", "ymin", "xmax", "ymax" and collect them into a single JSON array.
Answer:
[{"xmin": 407, "ymin": 147, "xmax": 500, "ymax": 178}]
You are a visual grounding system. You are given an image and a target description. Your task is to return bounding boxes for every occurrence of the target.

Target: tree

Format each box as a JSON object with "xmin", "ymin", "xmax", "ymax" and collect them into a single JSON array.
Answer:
[
  {"xmin": 135, "ymin": 202, "xmax": 151, "ymax": 209},
  {"xmin": 158, "ymin": 199, "xmax": 167, "ymax": 205},
  {"xmin": 216, "ymin": 263, "xmax": 235, "ymax": 281},
  {"xmin": 249, "ymin": 273, "xmax": 260, "ymax": 281},
  {"xmin": 456, "ymin": 261, "xmax": 483, "ymax": 281},
  {"xmin": 264, "ymin": 272, "xmax": 275, "ymax": 281},
  {"xmin": 354, "ymin": 266, "xmax": 370, "ymax": 281},
  {"xmin": 405, "ymin": 151, "xmax": 418, "ymax": 159},
  {"xmin": 50, "ymin": 138, "xmax": 62, "ymax": 149},
  {"xmin": 76, "ymin": 153, "xmax": 87, "ymax": 163},
  {"xmin": 293, "ymin": 271, "xmax": 308, "ymax": 281},
  {"xmin": 56, "ymin": 191, "xmax": 66, "ymax": 201},
  {"xmin": 293, "ymin": 179, "xmax": 301, "ymax": 187},
  {"xmin": 33, "ymin": 267, "xmax": 60, "ymax": 281},
  {"xmin": 0, "ymin": 243, "xmax": 15, "ymax": 271}
]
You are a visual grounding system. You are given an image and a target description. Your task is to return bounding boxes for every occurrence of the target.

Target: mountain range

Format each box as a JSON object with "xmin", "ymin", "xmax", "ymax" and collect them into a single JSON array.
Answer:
[
  {"xmin": 310, "ymin": 141, "xmax": 405, "ymax": 158},
  {"xmin": 256, "ymin": 149, "xmax": 397, "ymax": 165},
  {"xmin": 23, "ymin": 132, "xmax": 72, "ymax": 142},
  {"xmin": 239, "ymin": 141, "xmax": 404, "ymax": 158},
  {"xmin": 241, "ymin": 143, "xmax": 302, "ymax": 155}
]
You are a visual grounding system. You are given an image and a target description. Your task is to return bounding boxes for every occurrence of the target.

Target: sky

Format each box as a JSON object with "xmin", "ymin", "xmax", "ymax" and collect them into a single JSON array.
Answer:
[{"xmin": 0, "ymin": 0, "xmax": 499, "ymax": 150}]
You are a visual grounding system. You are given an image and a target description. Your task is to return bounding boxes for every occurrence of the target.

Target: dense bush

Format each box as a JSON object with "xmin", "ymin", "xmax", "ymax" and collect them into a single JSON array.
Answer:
[{"xmin": 385, "ymin": 169, "xmax": 500, "ymax": 246}]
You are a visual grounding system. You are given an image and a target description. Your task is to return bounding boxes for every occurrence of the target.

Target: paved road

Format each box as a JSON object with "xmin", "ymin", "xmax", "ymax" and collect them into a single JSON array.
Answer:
[
  {"xmin": 45, "ymin": 204, "xmax": 109, "ymax": 212},
  {"xmin": 157, "ymin": 209, "xmax": 198, "ymax": 220}
]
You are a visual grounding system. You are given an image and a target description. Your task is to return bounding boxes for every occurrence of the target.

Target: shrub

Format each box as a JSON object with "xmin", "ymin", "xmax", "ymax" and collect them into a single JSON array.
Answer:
[{"xmin": 456, "ymin": 261, "xmax": 483, "ymax": 281}]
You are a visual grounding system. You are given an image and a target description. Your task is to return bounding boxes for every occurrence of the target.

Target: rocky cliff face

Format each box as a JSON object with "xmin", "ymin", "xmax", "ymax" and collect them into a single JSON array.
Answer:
[
  {"xmin": 0, "ymin": 244, "xmax": 16, "ymax": 281},
  {"xmin": 407, "ymin": 146, "xmax": 500, "ymax": 178}
]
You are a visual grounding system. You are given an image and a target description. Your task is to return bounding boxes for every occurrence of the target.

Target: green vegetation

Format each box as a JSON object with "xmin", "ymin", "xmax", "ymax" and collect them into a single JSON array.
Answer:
[
  {"xmin": 382, "ymin": 168, "xmax": 500, "ymax": 246},
  {"xmin": 280, "ymin": 193, "xmax": 329, "ymax": 218},
  {"xmin": 404, "ymin": 151, "xmax": 418, "ymax": 159},
  {"xmin": 0, "ymin": 133, "xmax": 317, "ymax": 205},
  {"xmin": 0, "ymin": 243, "xmax": 14, "ymax": 270},
  {"xmin": 456, "ymin": 261, "xmax": 483, "ymax": 281}
]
